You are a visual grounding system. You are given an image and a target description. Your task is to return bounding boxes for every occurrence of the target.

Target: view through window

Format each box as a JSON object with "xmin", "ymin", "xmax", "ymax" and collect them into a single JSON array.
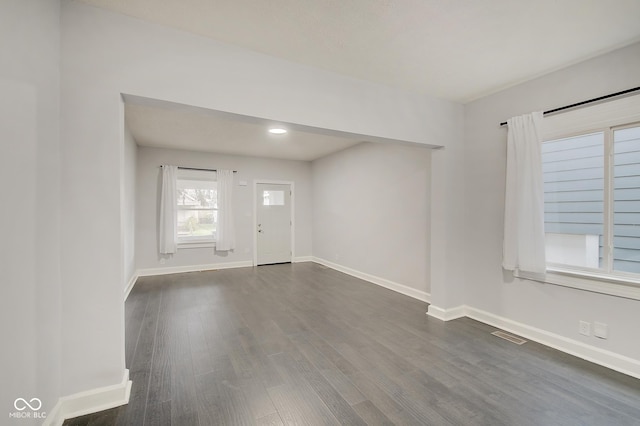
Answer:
[
  {"xmin": 176, "ymin": 171, "xmax": 217, "ymax": 243},
  {"xmin": 542, "ymin": 124, "xmax": 640, "ymax": 275}
]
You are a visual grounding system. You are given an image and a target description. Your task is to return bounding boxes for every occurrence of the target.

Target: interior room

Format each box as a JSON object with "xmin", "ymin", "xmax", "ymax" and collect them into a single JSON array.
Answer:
[
  {"xmin": 124, "ymin": 97, "xmax": 431, "ymax": 294},
  {"xmin": 2, "ymin": 1, "xmax": 640, "ymax": 425}
]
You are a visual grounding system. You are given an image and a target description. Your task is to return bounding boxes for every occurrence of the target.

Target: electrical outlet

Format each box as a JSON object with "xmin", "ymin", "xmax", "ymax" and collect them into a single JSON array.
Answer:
[
  {"xmin": 579, "ymin": 321, "xmax": 591, "ymax": 336},
  {"xmin": 593, "ymin": 322, "xmax": 608, "ymax": 339}
]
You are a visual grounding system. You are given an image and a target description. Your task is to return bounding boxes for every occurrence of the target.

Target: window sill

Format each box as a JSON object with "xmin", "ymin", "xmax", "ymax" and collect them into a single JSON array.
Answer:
[
  {"xmin": 177, "ymin": 241, "xmax": 216, "ymax": 249},
  {"xmin": 515, "ymin": 268, "xmax": 640, "ymax": 301}
]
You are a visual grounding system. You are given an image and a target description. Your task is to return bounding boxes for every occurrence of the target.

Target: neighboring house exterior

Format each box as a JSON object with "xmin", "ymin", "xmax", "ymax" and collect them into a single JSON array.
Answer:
[{"xmin": 543, "ymin": 126, "xmax": 640, "ymax": 273}]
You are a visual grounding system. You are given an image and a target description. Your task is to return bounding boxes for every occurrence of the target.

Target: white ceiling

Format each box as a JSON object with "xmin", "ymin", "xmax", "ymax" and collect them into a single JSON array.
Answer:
[
  {"xmin": 125, "ymin": 99, "xmax": 369, "ymax": 161},
  {"xmin": 97, "ymin": 0, "xmax": 640, "ymax": 159},
  {"xmin": 78, "ymin": 0, "xmax": 640, "ymax": 102}
]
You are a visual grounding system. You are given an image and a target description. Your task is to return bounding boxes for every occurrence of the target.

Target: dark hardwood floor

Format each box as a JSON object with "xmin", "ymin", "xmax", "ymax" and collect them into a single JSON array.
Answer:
[{"xmin": 65, "ymin": 263, "xmax": 640, "ymax": 425}]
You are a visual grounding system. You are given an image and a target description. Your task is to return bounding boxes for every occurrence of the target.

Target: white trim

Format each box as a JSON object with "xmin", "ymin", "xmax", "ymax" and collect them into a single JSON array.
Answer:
[
  {"xmin": 137, "ymin": 260, "xmax": 253, "ymax": 277},
  {"xmin": 253, "ymin": 180, "xmax": 295, "ymax": 266},
  {"xmin": 426, "ymin": 304, "xmax": 466, "ymax": 321},
  {"xmin": 177, "ymin": 241, "xmax": 216, "ymax": 249},
  {"xmin": 515, "ymin": 269, "xmax": 640, "ymax": 301},
  {"xmin": 425, "ymin": 304, "xmax": 640, "ymax": 380},
  {"xmin": 43, "ymin": 369, "xmax": 132, "ymax": 426},
  {"xmin": 124, "ymin": 272, "xmax": 138, "ymax": 301},
  {"xmin": 312, "ymin": 257, "xmax": 431, "ymax": 303},
  {"xmin": 465, "ymin": 306, "xmax": 640, "ymax": 380},
  {"xmin": 293, "ymin": 256, "xmax": 313, "ymax": 263}
]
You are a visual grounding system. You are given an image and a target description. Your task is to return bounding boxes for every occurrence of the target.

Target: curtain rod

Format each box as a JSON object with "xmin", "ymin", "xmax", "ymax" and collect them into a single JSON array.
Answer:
[
  {"xmin": 161, "ymin": 166, "xmax": 237, "ymax": 173},
  {"xmin": 499, "ymin": 86, "xmax": 640, "ymax": 127}
]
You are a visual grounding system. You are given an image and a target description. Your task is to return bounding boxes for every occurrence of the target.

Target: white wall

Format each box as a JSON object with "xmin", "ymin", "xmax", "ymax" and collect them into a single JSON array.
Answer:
[
  {"xmin": 62, "ymin": 1, "xmax": 456, "ymax": 147},
  {"xmin": 464, "ymin": 42, "xmax": 640, "ymax": 364},
  {"xmin": 136, "ymin": 146, "xmax": 312, "ymax": 271},
  {"xmin": 123, "ymin": 124, "xmax": 137, "ymax": 289},
  {"xmin": 312, "ymin": 142, "xmax": 431, "ymax": 295},
  {"xmin": 0, "ymin": 0, "xmax": 61, "ymax": 422},
  {"xmin": 428, "ymin": 130, "xmax": 467, "ymax": 314},
  {"xmin": 60, "ymin": 0, "xmax": 458, "ymax": 397}
]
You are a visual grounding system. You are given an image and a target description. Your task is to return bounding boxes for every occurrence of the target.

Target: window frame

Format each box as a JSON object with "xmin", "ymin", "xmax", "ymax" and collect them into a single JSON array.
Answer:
[
  {"xmin": 521, "ymin": 94, "xmax": 640, "ymax": 300},
  {"xmin": 175, "ymin": 169, "xmax": 217, "ymax": 249}
]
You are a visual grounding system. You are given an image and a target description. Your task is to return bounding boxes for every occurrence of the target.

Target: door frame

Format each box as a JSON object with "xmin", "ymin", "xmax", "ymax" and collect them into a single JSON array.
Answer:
[{"xmin": 253, "ymin": 179, "xmax": 295, "ymax": 266}]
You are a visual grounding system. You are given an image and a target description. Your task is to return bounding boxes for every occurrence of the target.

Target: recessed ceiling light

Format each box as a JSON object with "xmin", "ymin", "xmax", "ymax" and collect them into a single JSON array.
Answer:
[{"xmin": 268, "ymin": 128, "xmax": 287, "ymax": 134}]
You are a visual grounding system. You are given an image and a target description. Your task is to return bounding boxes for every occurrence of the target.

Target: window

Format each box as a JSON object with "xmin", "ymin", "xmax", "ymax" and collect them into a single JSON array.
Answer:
[
  {"xmin": 542, "ymin": 123, "xmax": 640, "ymax": 277},
  {"xmin": 518, "ymin": 94, "xmax": 640, "ymax": 299},
  {"xmin": 613, "ymin": 125, "xmax": 640, "ymax": 274},
  {"xmin": 176, "ymin": 169, "xmax": 217, "ymax": 245},
  {"xmin": 262, "ymin": 190, "xmax": 285, "ymax": 206},
  {"xmin": 543, "ymin": 132, "xmax": 604, "ymax": 269}
]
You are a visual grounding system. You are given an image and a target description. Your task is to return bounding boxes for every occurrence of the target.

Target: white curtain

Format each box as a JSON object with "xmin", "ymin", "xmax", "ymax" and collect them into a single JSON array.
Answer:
[
  {"xmin": 503, "ymin": 112, "xmax": 546, "ymax": 274},
  {"xmin": 216, "ymin": 169, "xmax": 235, "ymax": 251},
  {"xmin": 159, "ymin": 165, "xmax": 178, "ymax": 254}
]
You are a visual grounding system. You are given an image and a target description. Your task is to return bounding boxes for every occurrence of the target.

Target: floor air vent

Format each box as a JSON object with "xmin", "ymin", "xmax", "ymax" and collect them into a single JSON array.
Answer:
[{"xmin": 491, "ymin": 330, "xmax": 527, "ymax": 345}]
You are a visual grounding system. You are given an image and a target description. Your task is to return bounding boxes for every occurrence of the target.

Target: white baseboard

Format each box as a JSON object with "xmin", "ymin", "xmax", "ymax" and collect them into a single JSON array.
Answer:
[
  {"xmin": 464, "ymin": 306, "xmax": 640, "ymax": 380},
  {"xmin": 426, "ymin": 304, "xmax": 466, "ymax": 321},
  {"xmin": 293, "ymin": 256, "xmax": 313, "ymax": 263},
  {"xmin": 124, "ymin": 273, "xmax": 138, "ymax": 301},
  {"xmin": 427, "ymin": 304, "xmax": 640, "ymax": 380},
  {"xmin": 312, "ymin": 257, "xmax": 431, "ymax": 303},
  {"xmin": 136, "ymin": 260, "xmax": 254, "ymax": 278},
  {"xmin": 43, "ymin": 369, "xmax": 132, "ymax": 426}
]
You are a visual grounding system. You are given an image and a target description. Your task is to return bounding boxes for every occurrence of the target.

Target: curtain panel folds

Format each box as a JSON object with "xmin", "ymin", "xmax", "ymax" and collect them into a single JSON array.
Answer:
[
  {"xmin": 503, "ymin": 112, "xmax": 546, "ymax": 274},
  {"xmin": 216, "ymin": 169, "xmax": 236, "ymax": 251},
  {"xmin": 159, "ymin": 165, "xmax": 178, "ymax": 254}
]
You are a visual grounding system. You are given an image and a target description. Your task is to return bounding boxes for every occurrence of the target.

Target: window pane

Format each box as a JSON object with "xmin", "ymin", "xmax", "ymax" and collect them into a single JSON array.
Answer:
[
  {"xmin": 543, "ymin": 132, "xmax": 604, "ymax": 268},
  {"xmin": 613, "ymin": 125, "xmax": 640, "ymax": 274},
  {"xmin": 263, "ymin": 190, "xmax": 284, "ymax": 206},
  {"xmin": 177, "ymin": 188, "xmax": 217, "ymax": 208},
  {"xmin": 177, "ymin": 209, "xmax": 217, "ymax": 239}
]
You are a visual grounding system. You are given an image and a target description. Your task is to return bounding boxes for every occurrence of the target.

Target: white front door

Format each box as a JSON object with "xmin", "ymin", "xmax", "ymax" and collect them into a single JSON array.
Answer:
[{"xmin": 256, "ymin": 183, "xmax": 292, "ymax": 265}]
